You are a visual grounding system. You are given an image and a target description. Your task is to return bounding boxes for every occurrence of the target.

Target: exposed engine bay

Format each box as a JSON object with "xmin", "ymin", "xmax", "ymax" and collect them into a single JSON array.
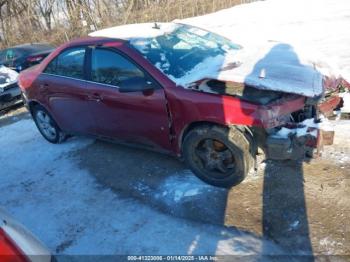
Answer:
[
  {"xmin": 190, "ymin": 79, "xmax": 286, "ymax": 105},
  {"xmin": 189, "ymin": 78, "xmax": 347, "ymax": 160}
]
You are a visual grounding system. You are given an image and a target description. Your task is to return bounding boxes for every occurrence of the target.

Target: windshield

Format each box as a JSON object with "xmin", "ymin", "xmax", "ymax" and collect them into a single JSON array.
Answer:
[
  {"xmin": 130, "ymin": 24, "xmax": 241, "ymax": 81},
  {"xmin": 0, "ymin": 48, "xmax": 24, "ymax": 66}
]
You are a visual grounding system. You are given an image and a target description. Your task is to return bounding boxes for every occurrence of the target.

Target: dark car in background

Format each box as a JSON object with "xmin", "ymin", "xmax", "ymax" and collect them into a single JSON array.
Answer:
[
  {"xmin": 0, "ymin": 43, "xmax": 55, "ymax": 72},
  {"xmin": 0, "ymin": 43, "xmax": 54, "ymax": 111}
]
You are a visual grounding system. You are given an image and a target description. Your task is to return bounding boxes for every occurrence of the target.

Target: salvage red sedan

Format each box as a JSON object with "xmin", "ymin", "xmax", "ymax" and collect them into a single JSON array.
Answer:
[{"xmin": 19, "ymin": 23, "xmax": 341, "ymax": 187}]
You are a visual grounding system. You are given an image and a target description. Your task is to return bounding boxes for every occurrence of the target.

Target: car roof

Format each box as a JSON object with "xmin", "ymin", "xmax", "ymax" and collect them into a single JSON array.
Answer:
[
  {"xmin": 89, "ymin": 22, "xmax": 180, "ymax": 40},
  {"xmin": 62, "ymin": 36, "xmax": 125, "ymax": 48}
]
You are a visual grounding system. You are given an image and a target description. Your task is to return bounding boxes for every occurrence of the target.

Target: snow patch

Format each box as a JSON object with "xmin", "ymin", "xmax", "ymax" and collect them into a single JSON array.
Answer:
[
  {"xmin": 183, "ymin": 0, "xmax": 350, "ymax": 84},
  {"xmin": 0, "ymin": 66, "xmax": 18, "ymax": 90},
  {"xmin": 0, "ymin": 119, "xmax": 285, "ymax": 255},
  {"xmin": 157, "ymin": 170, "xmax": 214, "ymax": 203},
  {"xmin": 288, "ymin": 220, "xmax": 300, "ymax": 231},
  {"xmin": 176, "ymin": 42, "xmax": 324, "ymax": 97},
  {"xmin": 320, "ymin": 237, "xmax": 341, "ymax": 255},
  {"xmin": 89, "ymin": 22, "xmax": 179, "ymax": 40},
  {"xmin": 272, "ymin": 117, "xmax": 333, "ymax": 139},
  {"xmin": 340, "ymin": 92, "xmax": 350, "ymax": 113}
]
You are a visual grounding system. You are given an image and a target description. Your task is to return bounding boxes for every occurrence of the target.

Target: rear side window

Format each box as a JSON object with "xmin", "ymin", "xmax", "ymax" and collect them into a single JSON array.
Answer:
[
  {"xmin": 0, "ymin": 49, "xmax": 22, "ymax": 65},
  {"xmin": 44, "ymin": 47, "xmax": 85, "ymax": 79},
  {"xmin": 91, "ymin": 48, "xmax": 144, "ymax": 87}
]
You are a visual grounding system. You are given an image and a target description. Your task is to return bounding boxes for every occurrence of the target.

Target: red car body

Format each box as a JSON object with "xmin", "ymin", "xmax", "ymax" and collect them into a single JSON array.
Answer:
[{"xmin": 18, "ymin": 37, "xmax": 310, "ymax": 157}]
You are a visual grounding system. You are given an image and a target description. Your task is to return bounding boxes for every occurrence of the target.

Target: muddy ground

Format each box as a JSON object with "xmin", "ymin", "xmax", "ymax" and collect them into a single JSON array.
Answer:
[{"xmin": 1, "ymin": 106, "xmax": 349, "ymax": 258}]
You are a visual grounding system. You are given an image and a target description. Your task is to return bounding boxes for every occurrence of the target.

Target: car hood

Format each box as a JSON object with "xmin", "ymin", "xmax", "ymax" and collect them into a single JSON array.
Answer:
[
  {"xmin": 0, "ymin": 65, "xmax": 18, "ymax": 91},
  {"xmin": 174, "ymin": 43, "xmax": 326, "ymax": 98}
]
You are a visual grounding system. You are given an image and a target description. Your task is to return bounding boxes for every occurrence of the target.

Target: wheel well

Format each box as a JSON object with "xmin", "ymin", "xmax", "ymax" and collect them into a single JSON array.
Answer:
[
  {"xmin": 179, "ymin": 121, "xmax": 256, "ymax": 156},
  {"xmin": 27, "ymin": 101, "xmax": 64, "ymax": 133},
  {"xmin": 179, "ymin": 121, "xmax": 227, "ymax": 148},
  {"xmin": 27, "ymin": 101, "xmax": 40, "ymax": 115}
]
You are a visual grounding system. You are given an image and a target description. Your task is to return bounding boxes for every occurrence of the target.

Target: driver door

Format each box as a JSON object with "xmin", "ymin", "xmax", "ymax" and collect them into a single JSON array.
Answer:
[{"xmin": 85, "ymin": 47, "xmax": 172, "ymax": 151}]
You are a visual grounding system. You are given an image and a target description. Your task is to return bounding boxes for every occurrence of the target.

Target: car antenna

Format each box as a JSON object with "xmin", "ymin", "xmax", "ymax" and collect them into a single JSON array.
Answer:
[{"xmin": 153, "ymin": 22, "xmax": 160, "ymax": 29}]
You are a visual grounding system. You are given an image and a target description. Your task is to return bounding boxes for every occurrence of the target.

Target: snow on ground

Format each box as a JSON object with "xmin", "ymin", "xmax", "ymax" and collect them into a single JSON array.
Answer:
[
  {"xmin": 2, "ymin": 0, "xmax": 350, "ymax": 257},
  {"xmin": 0, "ymin": 119, "xmax": 284, "ymax": 256},
  {"xmin": 135, "ymin": 170, "xmax": 219, "ymax": 204},
  {"xmin": 321, "ymin": 120, "xmax": 350, "ymax": 165},
  {"xmin": 183, "ymin": 0, "xmax": 350, "ymax": 82},
  {"xmin": 156, "ymin": 172, "xmax": 214, "ymax": 203}
]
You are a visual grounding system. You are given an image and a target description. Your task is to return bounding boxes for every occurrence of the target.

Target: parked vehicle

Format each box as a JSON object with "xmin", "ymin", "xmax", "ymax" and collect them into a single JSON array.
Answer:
[
  {"xmin": 0, "ymin": 65, "xmax": 21, "ymax": 111},
  {"xmin": 0, "ymin": 208, "xmax": 51, "ymax": 262},
  {"xmin": 18, "ymin": 23, "xmax": 343, "ymax": 187},
  {"xmin": 0, "ymin": 43, "xmax": 54, "ymax": 111},
  {"xmin": 0, "ymin": 43, "xmax": 55, "ymax": 72}
]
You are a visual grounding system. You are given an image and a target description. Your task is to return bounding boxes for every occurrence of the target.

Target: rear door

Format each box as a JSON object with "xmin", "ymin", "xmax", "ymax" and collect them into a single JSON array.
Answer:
[
  {"xmin": 84, "ymin": 47, "xmax": 172, "ymax": 151},
  {"xmin": 39, "ymin": 46, "xmax": 97, "ymax": 134}
]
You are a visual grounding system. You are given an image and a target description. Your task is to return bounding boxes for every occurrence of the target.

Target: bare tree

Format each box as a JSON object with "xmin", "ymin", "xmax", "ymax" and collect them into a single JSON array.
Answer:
[
  {"xmin": 0, "ymin": 0, "xmax": 252, "ymax": 49},
  {"xmin": 37, "ymin": 0, "xmax": 56, "ymax": 30}
]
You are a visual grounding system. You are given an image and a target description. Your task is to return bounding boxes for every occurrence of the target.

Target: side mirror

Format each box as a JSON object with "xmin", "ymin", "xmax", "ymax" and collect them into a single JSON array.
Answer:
[{"xmin": 119, "ymin": 77, "xmax": 155, "ymax": 93}]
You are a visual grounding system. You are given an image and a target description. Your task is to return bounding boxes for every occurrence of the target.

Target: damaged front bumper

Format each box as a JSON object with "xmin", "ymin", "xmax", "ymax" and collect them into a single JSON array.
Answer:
[
  {"xmin": 266, "ymin": 131, "xmax": 319, "ymax": 160},
  {"xmin": 263, "ymin": 78, "xmax": 348, "ymax": 160},
  {"xmin": 265, "ymin": 120, "xmax": 333, "ymax": 160},
  {"xmin": 0, "ymin": 82, "xmax": 22, "ymax": 110}
]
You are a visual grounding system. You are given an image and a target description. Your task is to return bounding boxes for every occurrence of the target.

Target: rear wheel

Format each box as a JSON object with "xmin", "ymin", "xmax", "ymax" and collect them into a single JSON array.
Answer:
[
  {"xmin": 32, "ymin": 105, "xmax": 67, "ymax": 144},
  {"xmin": 183, "ymin": 125, "xmax": 251, "ymax": 188}
]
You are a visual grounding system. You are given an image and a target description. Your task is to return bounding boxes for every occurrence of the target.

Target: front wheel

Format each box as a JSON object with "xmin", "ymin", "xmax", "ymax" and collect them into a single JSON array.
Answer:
[
  {"xmin": 32, "ymin": 105, "xmax": 67, "ymax": 144},
  {"xmin": 182, "ymin": 125, "xmax": 251, "ymax": 188}
]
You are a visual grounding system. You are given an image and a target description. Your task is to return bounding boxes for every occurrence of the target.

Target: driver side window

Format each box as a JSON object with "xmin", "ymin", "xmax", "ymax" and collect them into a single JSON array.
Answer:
[{"xmin": 91, "ymin": 48, "xmax": 144, "ymax": 87}]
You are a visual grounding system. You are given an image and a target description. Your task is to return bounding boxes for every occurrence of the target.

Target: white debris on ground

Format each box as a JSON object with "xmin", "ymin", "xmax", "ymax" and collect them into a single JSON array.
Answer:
[
  {"xmin": 288, "ymin": 220, "xmax": 300, "ymax": 231},
  {"xmin": 319, "ymin": 237, "xmax": 341, "ymax": 256},
  {"xmin": 0, "ymin": 119, "xmax": 284, "ymax": 256},
  {"xmin": 0, "ymin": 65, "xmax": 18, "ymax": 90},
  {"xmin": 155, "ymin": 171, "xmax": 215, "ymax": 203}
]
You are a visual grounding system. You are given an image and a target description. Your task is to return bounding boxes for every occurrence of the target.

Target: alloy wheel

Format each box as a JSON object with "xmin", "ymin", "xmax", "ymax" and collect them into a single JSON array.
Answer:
[{"xmin": 36, "ymin": 110, "xmax": 57, "ymax": 140}]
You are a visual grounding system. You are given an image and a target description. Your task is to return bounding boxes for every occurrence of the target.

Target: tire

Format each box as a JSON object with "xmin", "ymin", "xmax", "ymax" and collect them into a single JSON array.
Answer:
[
  {"xmin": 182, "ymin": 125, "xmax": 251, "ymax": 188},
  {"xmin": 32, "ymin": 105, "xmax": 67, "ymax": 144}
]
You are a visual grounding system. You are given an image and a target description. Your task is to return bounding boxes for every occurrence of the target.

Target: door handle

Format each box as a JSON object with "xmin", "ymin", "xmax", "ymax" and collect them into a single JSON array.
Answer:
[{"xmin": 87, "ymin": 93, "xmax": 102, "ymax": 102}]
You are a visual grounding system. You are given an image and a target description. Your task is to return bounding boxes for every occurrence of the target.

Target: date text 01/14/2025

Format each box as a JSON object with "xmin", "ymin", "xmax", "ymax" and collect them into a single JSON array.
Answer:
[{"xmin": 127, "ymin": 255, "xmax": 219, "ymax": 261}]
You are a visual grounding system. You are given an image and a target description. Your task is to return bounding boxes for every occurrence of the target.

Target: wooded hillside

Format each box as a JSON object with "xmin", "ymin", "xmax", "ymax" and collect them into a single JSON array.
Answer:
[{"xmin": 0, "ymin": 0, "xmax": 257, "ymax": 48}]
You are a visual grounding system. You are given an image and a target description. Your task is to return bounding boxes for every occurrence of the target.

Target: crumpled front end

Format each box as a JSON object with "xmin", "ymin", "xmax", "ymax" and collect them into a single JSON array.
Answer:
[
  {"xmin": 265, "ymin": 120, "xmax": 322, "ymax": 160},
  {"xmin": 317, "ymin": 76, "xmax": 350, "ymax": 116}
]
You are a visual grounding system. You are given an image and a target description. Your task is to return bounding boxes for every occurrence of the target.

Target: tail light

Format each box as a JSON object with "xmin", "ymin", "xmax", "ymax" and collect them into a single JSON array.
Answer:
[
  {"xmin": 26, "ymin": 55, "xmax": 44, "ymax": 63},
  {"xmin": 0, "ymin": 228, "xmax": 28, "ymax": 262}
]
